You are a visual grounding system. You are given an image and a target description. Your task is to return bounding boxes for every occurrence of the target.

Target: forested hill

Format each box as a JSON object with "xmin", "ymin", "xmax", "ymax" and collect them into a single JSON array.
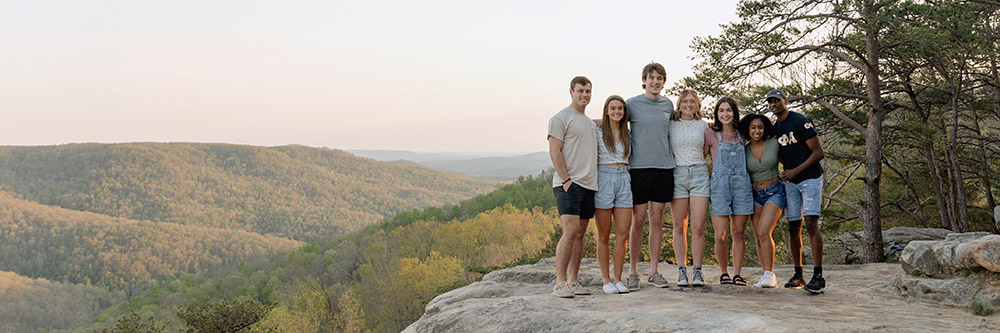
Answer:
[
  {"xmin": 0, "ymin": 190, "xmax": 302, "ymax": 292},
  {"xmin": 0, "ymin": 143, "xmax": 496, "ymax": 240}
]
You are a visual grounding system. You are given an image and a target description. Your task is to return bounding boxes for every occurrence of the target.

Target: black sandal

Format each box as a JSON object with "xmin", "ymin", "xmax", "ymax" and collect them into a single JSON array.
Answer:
[
  {"xmin": 720, "ymin": 273, "xmax": 733, "ymax": 285},
  {"xmin": 732, "ymin": 275, "xmax": 747, "ymax": 286}
]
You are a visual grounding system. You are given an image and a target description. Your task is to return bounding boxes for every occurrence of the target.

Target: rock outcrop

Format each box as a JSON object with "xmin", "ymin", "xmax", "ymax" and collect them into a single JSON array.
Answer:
[
  {"xmin": 407, "ymin": 256, "xmax": 999, "ymax": 332},
  {"xmin": 816, "ymin": 227, "xmax": 951, "ymax": 265},
  {"xmin": 895, "ymin": 232, "xmax": 1000, "ymax": 314}
]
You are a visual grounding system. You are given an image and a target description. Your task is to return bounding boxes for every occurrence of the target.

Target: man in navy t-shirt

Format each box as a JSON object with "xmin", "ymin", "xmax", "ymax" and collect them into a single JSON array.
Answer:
[{"xmin": 768, "ymin": 89, "xmax": 827, "ymax": 293}]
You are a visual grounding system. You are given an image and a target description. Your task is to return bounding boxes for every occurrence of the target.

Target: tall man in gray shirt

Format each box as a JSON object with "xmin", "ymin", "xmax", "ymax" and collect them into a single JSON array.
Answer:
[{"xmin": 624, "ymin": 62, "xmax": 677, "ymax": 290}]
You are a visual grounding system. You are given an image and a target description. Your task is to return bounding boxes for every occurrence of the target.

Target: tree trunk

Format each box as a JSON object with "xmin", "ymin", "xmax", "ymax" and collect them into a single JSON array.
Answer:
[
  {"xmin": 948, "ymin": 83, "xmax": 970, "ymax": 232},
  {"xmin": 859, "ymin": 3, "xmax": 886, "ymax": 263},
  {"xmin": 925, "ymin": 141, "xmax": 954, "ymax": 230}
]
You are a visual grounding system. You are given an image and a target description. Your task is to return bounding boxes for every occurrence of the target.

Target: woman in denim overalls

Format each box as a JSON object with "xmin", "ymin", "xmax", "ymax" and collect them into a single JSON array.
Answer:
[{"xmin": 706, "ymin": 97, "xmax": 754, "ymax": 286}]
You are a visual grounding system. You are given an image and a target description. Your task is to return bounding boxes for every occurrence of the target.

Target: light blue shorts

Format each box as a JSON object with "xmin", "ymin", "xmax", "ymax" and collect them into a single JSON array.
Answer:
[
  {"xmin": 673, "ymin": 164, "xmax": 710, "ymax": 199},
  {"xmin": 596, "ymin": 165, "xmax": 633, "ymax": 209},
  {"xmin": 784, "ymin": 177, "xmax": 823, "ymax": 221},
  {"xmin": 710, "ymin": 174, "xmax": 754, "ymax": 216}
]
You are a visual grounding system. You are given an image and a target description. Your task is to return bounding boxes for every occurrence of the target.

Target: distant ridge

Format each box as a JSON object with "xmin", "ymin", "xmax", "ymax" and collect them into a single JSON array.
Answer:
[
  {"xmin": 0, "ymin": 143, "xmax": 496, "ymax": 240},
  {"xmin": 348, "ymin": 150, "xmax": 551, "ymax": 179}
]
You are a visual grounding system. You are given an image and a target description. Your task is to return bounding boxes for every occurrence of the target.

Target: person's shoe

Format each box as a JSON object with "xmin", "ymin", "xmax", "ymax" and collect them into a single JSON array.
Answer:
[
  {"xmin": 804, "ymin": 275, "xmax": 826, "ymax": 294},
  {"xmin": 763, "ymin": 271, "xmax": 778, "ymax": 288},
  {"xmin": 677, "ymin": 266, "xmax": 689, "ymax": 286},
  {"xmin": 568, "ymin": 281, "xmax": 591, "ymax": 295},
  {"xmin": 784, "ymin": 274, "xmax": 806, "ymax": 289},
  {"xmin": 752, "ymin": 275, "xmax": 764, "ymax": 288},
  {"xmin": 603, "ymin": 283, "xmax": 618, "ymax": 294},
  {"xmin": 625, "ymin": 273, "xmax": 641, "ymax": 291},
  {"xmin": 552, "ymin": 282, "xmax": 575, "ymax": 298},
  {"xmin": 614, "ymin": 281, "xmax": 629, "ymax": 293},
  {"xmin": 692, "ymin": 268, "xmax": 705, "ymax": 287},
  {"xmin": 648, "ymin": 272, "xmax": 669, "ymax": 288}
]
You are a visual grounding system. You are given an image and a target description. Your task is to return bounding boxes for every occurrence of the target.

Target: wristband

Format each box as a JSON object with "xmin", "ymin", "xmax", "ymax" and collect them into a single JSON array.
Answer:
[{"xmin": 562, "ymin": 178, "xmax": 571, "ymax": 185}]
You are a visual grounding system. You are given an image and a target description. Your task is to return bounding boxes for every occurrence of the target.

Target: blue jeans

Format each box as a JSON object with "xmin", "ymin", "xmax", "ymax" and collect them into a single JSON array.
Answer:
[{"xmin": 783, "ymin": 177, "xmax": 823, "ymax": 221}]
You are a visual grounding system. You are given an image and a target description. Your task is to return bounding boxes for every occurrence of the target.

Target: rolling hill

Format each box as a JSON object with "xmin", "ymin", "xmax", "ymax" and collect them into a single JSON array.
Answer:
[{"xmin": 0, "ymin": 143, "xmax": 497, "ymax": 240}]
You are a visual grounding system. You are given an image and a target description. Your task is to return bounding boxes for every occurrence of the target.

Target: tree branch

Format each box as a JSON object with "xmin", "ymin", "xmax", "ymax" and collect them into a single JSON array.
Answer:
[
  {"xmin": 824, "ymin": 194, "xmax": 861, "ymax": 211},
  {"xmin": 814, "ymin": 99, "xmax": 869, "ymax": 136}
]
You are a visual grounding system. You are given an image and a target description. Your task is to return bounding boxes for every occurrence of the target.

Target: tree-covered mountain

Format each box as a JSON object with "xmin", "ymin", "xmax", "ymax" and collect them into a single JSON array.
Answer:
[
  {"xmin": 0, "ymin": 190, "xmax": 302, "ymax": 293},
  {"xmin": 81, "ymin": 172, "xmax": 559, "ymax": 332},
  {"xmin": 0, "ymin": 270, "xmax": 125, "ymax": 332},
  {"xmin": 0, "ymin": 143, "xmax": 496, "ymax": 240}
]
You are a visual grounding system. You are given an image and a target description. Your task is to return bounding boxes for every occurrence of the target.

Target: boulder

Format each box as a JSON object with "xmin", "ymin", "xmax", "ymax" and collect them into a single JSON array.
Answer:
[
  {"xmin": 896, "ymin": 232, "xmax": 1000, "ymax": 314},
  {"xmin": 814, "ymin": 227, "xmax": 951, "ymax": 265}
]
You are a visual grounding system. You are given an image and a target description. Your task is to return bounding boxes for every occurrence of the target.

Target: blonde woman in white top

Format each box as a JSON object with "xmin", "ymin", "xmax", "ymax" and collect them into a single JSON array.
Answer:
[{"xmin": 668, "ymin": 89, "xmax": 710, "ymax": 286}]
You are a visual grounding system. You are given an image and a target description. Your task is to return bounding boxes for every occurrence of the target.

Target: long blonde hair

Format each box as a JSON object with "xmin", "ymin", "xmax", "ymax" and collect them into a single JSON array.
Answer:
[
  {"xmin": 601, "ymin": 95, "xmax": 631, "ymax": 159},
  {"xmin": 673, "ymin": 89, "xmax": 703, "ymax": 120}
]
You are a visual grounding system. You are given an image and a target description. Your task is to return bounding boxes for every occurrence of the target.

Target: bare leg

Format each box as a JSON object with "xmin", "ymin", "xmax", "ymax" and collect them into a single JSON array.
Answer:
[
  {"xmin": 567, "ymin": 218, "xmax": 590, "ymax": 283},
  {"xmin": 648, "ymin": 201, "xmax": 667, "ymax": 274},
  {"xmin": 595, "ymin": 209, "xmax": 613, "ymax": 284},
  {"xmin": 731, "ymin": 215, "xmax": 749, "ymax": 276},
  {"xmin": 630, "ymin": 203, "xmax": 647, "ymax": 275},
  {"xmin": 756, "ymin": 204, "xmax": 782, "ymax": 271},
  {"xmin": 612, "ymin": 207, "xmax": 632, "ymax": 282},
  {"xmin": 711, "ymin": 215, "xmax": 730, "ymax": 275},
  {"xmin": 671, "ymin": 198, "xmax": 690, "ymax": 267},
  {"xmin": 788, "ymin": 219, "xmax": 804, "ymax": 267},
  {"xmin": 555, "ymin": 214, "xmax": 582, "ymax": 284},
  {"xmin": 804, "ymin": 215, "xmax": 823, "ymax": 267},
  {"xmin": 750, "ymin": 206, "xmax": 763, "ymax": 269},
  {"xmin": 689, "ymin": 197, "xmax": 709, "ymax": 266}
]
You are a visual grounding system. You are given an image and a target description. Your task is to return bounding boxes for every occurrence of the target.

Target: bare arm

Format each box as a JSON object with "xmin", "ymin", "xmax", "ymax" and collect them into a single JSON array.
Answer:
[
  {"xmin": 782, "ymin": 136, "xmax": 825, "ymax": 181},
  {"xmin": 548, "ymin": 136, "xmax": 573, "ymax": 191}
]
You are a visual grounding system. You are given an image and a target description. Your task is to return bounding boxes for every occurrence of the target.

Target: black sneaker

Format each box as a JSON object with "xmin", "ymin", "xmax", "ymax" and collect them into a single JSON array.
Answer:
[
  {"xmin": 804, "ymin": 275, "xmax": 825, "ymax": 294},
  {"xmin": 784, "ymin": 274, "xmax": 805, "ymax": 289}
]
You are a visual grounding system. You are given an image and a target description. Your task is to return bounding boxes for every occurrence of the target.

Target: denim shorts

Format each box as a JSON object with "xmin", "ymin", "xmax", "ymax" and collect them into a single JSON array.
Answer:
[
  {"xmin": 596, "ymin": 165, "xmax": 633, "ymax": 209},
  {"xmin": 753, "ymin": 181, "xmax": 786, "ymax": 209},
  {"xmin": 673, "ymin": 164, "xmax": 710, "ymax": 199},
  {"xmin": 784, "ymin": 177, "xmax": 823, "ymax": 221},
  {"xmin": 710, "ymin": 174, "xmax": 754, "ymax": 216}
]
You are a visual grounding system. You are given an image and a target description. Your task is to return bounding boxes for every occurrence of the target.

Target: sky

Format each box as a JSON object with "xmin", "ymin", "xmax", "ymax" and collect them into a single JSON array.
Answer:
[{"xmin": 1, "ymin": 0, "xmax": 739, "ymax": 154}]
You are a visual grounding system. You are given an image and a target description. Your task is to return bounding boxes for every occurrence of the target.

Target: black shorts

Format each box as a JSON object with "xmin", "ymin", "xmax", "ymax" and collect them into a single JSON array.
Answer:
[
  {"xmin": 553, "ymin": 183, "xmax": 596, "ymax": 219},
  {"xmin": 630, "ymin": 168, "xmax": 674, "ymax": 204}
]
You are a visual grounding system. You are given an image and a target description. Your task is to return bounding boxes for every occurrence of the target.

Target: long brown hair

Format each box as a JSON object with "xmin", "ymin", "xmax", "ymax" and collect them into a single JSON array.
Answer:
[
  {"xmin": 601, "ymin": 95, "xmax": 631, "ymax": 159},
  {"xmin": 711, "ymin": 96, "xmax": 741, "ymax": 131}
]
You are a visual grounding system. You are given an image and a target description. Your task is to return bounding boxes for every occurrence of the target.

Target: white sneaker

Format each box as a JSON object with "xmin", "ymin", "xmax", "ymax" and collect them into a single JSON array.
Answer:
[
  {"xmin": 764, "ymin": 271, "xmax": 778, "ymax": 288},
  {"xmin": 755, "ymin": 271, "xmax": 777, "ymax": 288},
  {"xmin": 603, "ymin": 283, "xmax": 618, "ymax": 294},
  {"xmin": 614, "ymin": 281, "xmax": 629, "ymax": 293}
]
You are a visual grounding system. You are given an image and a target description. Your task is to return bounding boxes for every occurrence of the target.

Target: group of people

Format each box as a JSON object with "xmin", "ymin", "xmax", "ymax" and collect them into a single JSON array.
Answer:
[{"xmin": 547, "ymin": 62, "xmax": 827, "ymax": 298}]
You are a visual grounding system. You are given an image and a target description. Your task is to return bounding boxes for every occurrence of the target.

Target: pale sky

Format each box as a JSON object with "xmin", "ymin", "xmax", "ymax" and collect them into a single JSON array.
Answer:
[{"xmin": 1, "ymin": 0, "xmax": 739, "ymax": 154}]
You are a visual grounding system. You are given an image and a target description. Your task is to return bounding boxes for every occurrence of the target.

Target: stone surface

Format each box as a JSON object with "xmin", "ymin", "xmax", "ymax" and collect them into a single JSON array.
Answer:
[
  {"xmin": 817, "ymin": 227, "xmax": 951, "ymax": 265},
  {"xmin": 897, "ymin": 232, "xmax": 1000, "ymax": 315},
  {"xmin": 901, "ymin": 232, "xmax": 1000, "ymax": 278},
  {"xmin": 405, "ymin": 257, "xmax": 1000, "ymax": 332}
]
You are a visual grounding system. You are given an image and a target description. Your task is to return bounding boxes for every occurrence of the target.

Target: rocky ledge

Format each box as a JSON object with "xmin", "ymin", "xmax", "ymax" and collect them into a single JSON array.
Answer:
[
  {"xmin": 406, "ymin": 231, "xmax": 1000, "ymax": 332},
  {"xmin": 895, "ymin": 232, "xmax": 1000, "ymax": 314}
]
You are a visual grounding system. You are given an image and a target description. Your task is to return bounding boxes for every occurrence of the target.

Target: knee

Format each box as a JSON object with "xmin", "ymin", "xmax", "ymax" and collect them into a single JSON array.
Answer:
[
  {"xmin": 714, "ymin": 228, "xmax": 727, "ymax": 241},
  {"xmin": 692, "ymin": 225, "xmax": 706, "ymax": 237},
  {"xmin": 732, "ymin": 232, "xmax": 745, "ymax": 242}
]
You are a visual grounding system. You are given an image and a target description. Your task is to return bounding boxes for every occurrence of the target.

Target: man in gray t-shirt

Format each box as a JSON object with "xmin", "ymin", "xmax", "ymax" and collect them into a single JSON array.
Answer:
[
  {"xmin": 623, "ymin": 62, "xmax": 676, "ymax": 291},
  {"xmin": 547, "ymin": 76, "xmax": 598, "ymax": 298}
]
